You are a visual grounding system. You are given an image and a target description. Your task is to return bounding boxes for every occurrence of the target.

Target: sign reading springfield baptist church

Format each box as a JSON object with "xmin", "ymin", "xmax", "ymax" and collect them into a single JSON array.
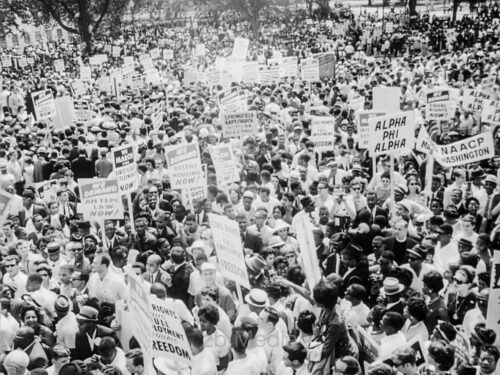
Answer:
[{"xmin": 367, "ymin": 112, "xmax": 415, "ymax": 155}]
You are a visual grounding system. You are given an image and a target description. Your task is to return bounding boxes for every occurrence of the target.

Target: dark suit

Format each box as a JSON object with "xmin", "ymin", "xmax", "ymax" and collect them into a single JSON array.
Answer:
[
  {"xmin": 242, "ymin": 231, "xmax": 263, "ymax": 254},
  {"xmin": 480, "ymin": 193, "xmax": 500, "ymax": 233},
  {"xmin": 70, "ymin": 325, "xmax": 120, "ymax": 360},
  {"xmin": 71, "ymin": 156, "xmax": 95, "ymax": 180},
  {"xmin": 368, "ymin": 205, "xmax": 388, "ymax": 221},
  {"xmin": 19, "ymin": 205, "xmax": 47, "ymax": 226},
  {"xmin": 33, "ymin": 160, "xmax": 49, "ymax": 183},
  {"xmin": 341, "ymin": 263, "xmax": 369, "ymax": 291},
  {"xmin": 167, "ymin": 262, "xmax": 193, "ymax": 309},
  {"xmin": 382, "ymin": 236, "xmax": 419, "ymax": 265},
  {"xmin": 386, "ymin": 299, "xmax": 406, "ymax": 315}
]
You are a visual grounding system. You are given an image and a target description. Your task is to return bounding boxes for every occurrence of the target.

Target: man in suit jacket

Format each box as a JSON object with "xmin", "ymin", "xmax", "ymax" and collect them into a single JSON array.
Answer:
[
  {"xmin": 382, "ymin": 219, "xmax": 418, "ymax": 265},
  {"xmin": 382, "ymin": 277, "xmax": 406, "ymax": 315},
  {"xmin": 236, "ymin": 213, "xmax": 263, "ymax": 254},
  {"xmin": 71, "ymin": 149, "xmax": 95, "ymax": 180},
  {"xmin": 143, "ymin": 254, "xmax": 171, "ymax": 286},
  {"xmin": 166, "ymin": 247, "xmax": 193, "ymax": 309},
  {"xmin": 339, "ymin": 243, "xmax": 369, "ymax": 293},
  {"xmin": 70, "ymin": 306, "xmax": 120, "ymax": 361},
  {"xmin": 366, "ymin": 191, "xmax": 388, "ymax": 222},
  {"xmin": 19, "ymin": 190, "xmax": 47, "ymax": 227}
]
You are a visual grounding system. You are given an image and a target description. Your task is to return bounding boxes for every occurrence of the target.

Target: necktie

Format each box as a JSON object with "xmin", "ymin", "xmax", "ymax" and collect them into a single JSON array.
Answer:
[
  {"xmin": 485, "ymin": 195, "xmax": 492, "ymax": 219},
  {"xmin": 150, "ymin": 274, "xmax": 154, "ymax": 283}
]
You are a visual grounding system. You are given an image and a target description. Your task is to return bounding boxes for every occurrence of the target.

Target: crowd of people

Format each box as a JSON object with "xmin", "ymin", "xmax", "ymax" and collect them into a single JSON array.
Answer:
[{"xmin": 0, "ymin": 2, "xmax": 499, "ymax": 375}]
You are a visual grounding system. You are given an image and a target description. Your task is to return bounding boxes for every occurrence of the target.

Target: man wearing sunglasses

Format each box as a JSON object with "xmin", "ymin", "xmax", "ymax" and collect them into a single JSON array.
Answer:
[{"xmin": 2, "ymin": 255, "xmax": 27, "ymax": 298}]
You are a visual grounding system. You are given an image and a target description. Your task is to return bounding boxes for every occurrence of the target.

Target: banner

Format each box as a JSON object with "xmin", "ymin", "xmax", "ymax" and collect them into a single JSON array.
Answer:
[
  {"xmin": 151, "ymin": 297, "xmax": 192, "ymax": 364},
  {"xmin": 301, "ymin": 59, "xmax": 320, "ymax": 82},
  {"xmin": 373, "ymin": 87, "xmax": 400, "ymax": 114},
  {"xmin": 209, "ymin": 144, "xmax": 240, "ymax": 185},
  {"xmin": 311, "ymin": 116, "xmax": 335, "ymax": 151},
  {"xmin": 32, "ymin": 89, "xmax": 56, "ymax": 121},
  {"xmin": 487, "ymin": 251, "xmax": 500, "ymax": 346},
  {"xmin": 111, "ymin": 144, "xmax": 138, "ymax": 193},
  {"xmin": 357, "ymin": 111, "xmax": 385, "ymax": 149},
  {"xmin": 79, "ymin": 178, "xmax": 124, "ymax": 220},
  {"xmin": 165, "ymin": 143, "xmax": 203, "ymax": 189},
  {"xmin": 367, "ymin": 112, "xmax": 415, "ymax": 155},
  {"xmin": 425, "ymin": 101, "xmax": 456, "ymax": 121},
  {"xmin": 462, "ymin": 89, "xmax": 492, "ymax": 114},
  {"xmin": 208, "ymin": 213, "xmax": 250, "ymax": 289},
  {"xmin": 416, "ymin": 128, "xmax": 495, "ymax": 167},
  {"xmin": 220, "ymin": 111, "xmax": 258, "ymax": 138}
]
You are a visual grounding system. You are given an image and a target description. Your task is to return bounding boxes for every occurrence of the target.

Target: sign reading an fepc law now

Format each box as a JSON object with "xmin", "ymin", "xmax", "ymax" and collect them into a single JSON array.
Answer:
[
  {"xmin": 32, "ymin": 89, "xmax": 56, "ymax": 121},
  {"xmin": 111, "ymin": 144, "xmax": 138, "ymax": 194},
  {"xmin": 79, "ymin": 178, "xmax": 124, "ymax": 220},
  {"xmin": 165, "ymin": 143, "xmax": 203, "ymax": 189},
  {"xmin": 311, "ymin": 116, "xmax": 335, "ymax": 151},
  {"xmin": 368, "ymin": 112, "xmax": 415, "ymax": 155}
]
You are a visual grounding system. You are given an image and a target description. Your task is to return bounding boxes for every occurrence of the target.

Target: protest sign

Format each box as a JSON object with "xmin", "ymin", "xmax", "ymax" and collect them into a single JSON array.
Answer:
[
  {"xmin": 53, "ymin": 59, "xmax": 65, "ymax": 72},
  {"xmin": 218, "ymin": 88, "xmax": 247, "ymax": 113},
  {"xmin": 487, "ymin": 251, "xmax": 500, "ymax": 346},
  {"xmin": 462, "ymin": 89, "xmax": 492, "ymax": 113},
  {"xmin": 367, "ymin": 112, "xmax": 415, "ymax": 155},
  {"xmin": 73, "ymin": 100, "xmax": 91, "ymax": 124},
  {"xmin": 165, "ymin": 143, "xmax": 203, "ymax": 189},
  {"xmin": 79, "ymin": 178, "xmax": 124, "ymax": 220},
  {"xmin": 0, "ymin": 190, "xmax": 13, "ymax": 227},
  {"xmin": 259, "ymin": 65, "xmax": 272, "ymax": 83},
  {"xmin": 1, "ymin": 56, "xmax": 12, "ymax": 68},
  {"xmin": 268, "ymin": 59, "xmax": 282, "ymax": 81},
  {"xmin": 482, "ymin": 76, "xmax": 497, "ymax": 91},
  {"xmin": 220, "ymin": 111, "xmax": 258, "ymax": 138},
  {"xmin": 126, "ymin": 269, "xmax": 153, "ymax": 369},
  {"xmin": 301, "ymin": 59, "xmax": 320, "ymax": 82},
  {"xmin": 209, "ymin": 213, "xmax": 250, "ymax": 289},
  {"xmin": 315, "ymin": 53, "xmax": 335, "ymax": 80},
  {"xmin": 151, "ymin": 297, "xmax": 192, "ymax": 364},
  {"xmin": 373, "ymin": 87, "xmax": 400, "ymax": 113},
  {"xmin": 53, "ymin": 96, "xmax": 76, "ymax": 129},
  {"xmin": 209, "ymin": 144, "xmax": 240, "ymax": 185},
  {"xmin": 112, "ymin": 46, "xmax": 121, "ymax": 57},
  {"xmin": 426, "ymin": 101, "xmax": 456, "ymax": 121},
  {"xmin": 242, "ymin": 61, "xmax": 259, "ymax": 83},
  {"xmin": 80, "ymin": 66, "xmax": 91, "ymax": 81},
  {"xmin": 282, "ymin": 56, "xmax": 298, "ymax": 77},
  {"xmin": 18, "ymin": 57, "xmax": 27, "ymax": 68},
  {"xmin": 426, "ymin": 88, "xmax": 450, "ymax": 104},
  {"xmin": 349, "ymin": 95, "xmax": 365, "ymax": 112},
  {"xmin": 150, "ymin": 48, "xmax": 160, "ymax": 60},
  {"xmin": 415, "ymin": 126, "xmax": 435, "ymax": 154},
  {"xmin": 352, "ymin": 325, "xmax": 380, "ymax": 364},
  {"xmin": 111, "ymin": 144, "xmax": 138, "ymax": 193},
  {"xmin": 232, "ymin": 37, "xmax": 249, "ymax": 59},
  {"xmin": 32, "ymin": 89, "xmax": 56, "ymax": 121},
  {"xmin": 163, "ymin": 49, "xmax": 174, "ymax": 60},
  {"xmin": 35, "ymin": 180, "xmax": 58, "ymax": 202},
  {"xmin": 70, "ymin": 80, "xmax": 86, "ymax": 97},
  {"xmin": 188, "ymin": 164, "xmax": 207, "ymax": 203},
  {"xmin": 310, "ymin": 116, "xmax": 335, "ymax": 151},
  {"xmin": 481, "ymin": 100, "xmax": 500, "ymax": 124},
  {"xmin": 357, "ymin": 111, "xmax": 386, "ymax": 149},
  {"xmin": 292, "ymin": 212, "xmax": 322, "ymax": 290}
]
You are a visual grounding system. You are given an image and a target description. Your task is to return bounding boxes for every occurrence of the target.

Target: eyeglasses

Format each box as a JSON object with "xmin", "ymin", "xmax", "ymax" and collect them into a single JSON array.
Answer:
[{"xmin": 352, "ymin": 187, "xmax": 361, "ymax": 191}]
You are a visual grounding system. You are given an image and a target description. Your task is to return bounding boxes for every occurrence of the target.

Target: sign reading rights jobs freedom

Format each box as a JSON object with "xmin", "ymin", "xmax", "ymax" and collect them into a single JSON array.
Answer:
[
  {"xmin": 165, "ymin": 143, "xmax": 203, "ymax": 189},
  {"xmin": 79, "ymin": 178, "xmax": 124, "ymax": 220},
  {"xmin": 209, "ymin": 213, "xmax": 250, "ymax": 289},
  {"xmin": 367, "ymin": 112, "xmax": 415, "ymax": 155},
  {"xmin": 310, "ymin": 116, "xmax": 335, "ymax": 151},
  {"xmin": 111, "ymin": 144, "xmax": 138, "ymax": 194},
  {"xmin": 220, "ymin": 111, "xmax": 258, "ymax": 138}
]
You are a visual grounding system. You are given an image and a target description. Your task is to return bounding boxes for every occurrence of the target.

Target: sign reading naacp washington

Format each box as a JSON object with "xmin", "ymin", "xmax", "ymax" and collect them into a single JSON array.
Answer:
[
  {"xmin": 416, "ymin": 127, "xmax": 495, "ymax": 167},
  {"xmin": 164, "ymin": 143, "xmax": 203, "ymax": 189},
  {"xmin": 79, "ymin": 178, "xmax": 124, "ymax": 221},
  {"xmin": 367, "ymin": 112, "xmax": 415, "ymax": 155}
]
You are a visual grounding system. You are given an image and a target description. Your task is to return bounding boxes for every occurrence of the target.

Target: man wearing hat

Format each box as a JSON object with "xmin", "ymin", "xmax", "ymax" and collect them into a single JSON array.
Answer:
[
  {"xmin": 19, "ymin": 190, "xmax": 47, "ymax": 227},
  {"xmin": 71, "ymin": 305, "xmax": 120, "ymax": 361},
  {"xmin": 382, "ymin": 277, "xmax": 406, "ymax": 315},
  {"xmin": 402, "ymin": 245, "xmax": 435, "ymax": 293},
  {"xmin": 54, "ymin": 295, "xmax": 78, "ymax": 350},
  {"xmin": 46, "ymin": 242, "xmax": 67, "ymax": 283},
  {"xmin": 434, "ymin": 223, "xmax": 459, "ymax": 274},
  {"xmin": 480, "ymin": 174, "xmax": 500, "ymax": 232}
]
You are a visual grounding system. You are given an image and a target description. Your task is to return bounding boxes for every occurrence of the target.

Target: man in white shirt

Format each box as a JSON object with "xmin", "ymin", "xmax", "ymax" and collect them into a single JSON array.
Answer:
[
  {"xmin": 46, "ymin": 242, "xmax": 67, "ymax": 283},
  {"xmin": 257, "ymin": 307, "xmax": 285, "ymax": 375},
  {"xmin": 98, "ymin": 336, "xmax": 130, "ymax": 375},
  {"xmin": 342, "ymin": 284, "xmax": 370, "ymax": 328},
  {"xmin": 226, "ymin": 328, "xmax": 263, "ymax": 375},
  {"xmin": 0, "ymin": 296, "xmax": 20, "ymax": 353},
  {"xmin": 277, "ymin": 342, "xmax": 309, "ymax": 375},
  {"xmin": 198, "ymin": 304, "xmax": 230, "ymax": 372},
  {"xmin": 2, "ymin": 255, "xmax": 27, "ymax": 298},
  {"xmin": 433, "ymin": 224, "xmax": 459, "ymax": 274},
  {"xmin": 54, "ymin": 295, "xmax": 78, "ymax": 349},
  {"xmin": 87, "ymin": 254, "xmax": 127, "ymax": 304},
  {"xmin": 187, "ymin": 327, "xmax": 217, "ymax": 375},
  {"xmin": 378, "ymin": 312, "xmax": 408, "ymax": 360}
]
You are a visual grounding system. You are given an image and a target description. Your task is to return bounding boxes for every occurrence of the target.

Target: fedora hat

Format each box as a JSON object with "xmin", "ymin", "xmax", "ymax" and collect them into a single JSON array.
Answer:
[
  {"xmin": 76, "ymin": 306, "xmax": 99, "ymax": 322},
  {"xmin": 268, "ymin": 236, "xmax": 285, "ymax": 248},
  {"xmin": 244, "ymin": 288, "xmax": 268, "ymax": 308},
  {"xmin": 245, "ymin": 255, "xmax": 267, "ymax": 275},
  {"xmin": 382, "ymin": 277, "xmax": 404, "ymax": 296}
]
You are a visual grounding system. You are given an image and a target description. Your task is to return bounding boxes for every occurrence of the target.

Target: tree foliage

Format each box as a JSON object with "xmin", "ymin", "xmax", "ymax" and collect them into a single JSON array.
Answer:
[{"xmin": 0, "ymin": 0, "xmax": 130, "ymax": 54}]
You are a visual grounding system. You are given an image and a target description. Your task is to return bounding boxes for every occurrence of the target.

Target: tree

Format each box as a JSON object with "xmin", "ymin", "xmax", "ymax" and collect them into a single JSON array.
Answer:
[
  {"xmin": 228, "ymin": 0, "xmax": 271, "ymax": 37},
  {"xmin": 0, "ymin": 0, "xmax": 130, "ymax": 55}
]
